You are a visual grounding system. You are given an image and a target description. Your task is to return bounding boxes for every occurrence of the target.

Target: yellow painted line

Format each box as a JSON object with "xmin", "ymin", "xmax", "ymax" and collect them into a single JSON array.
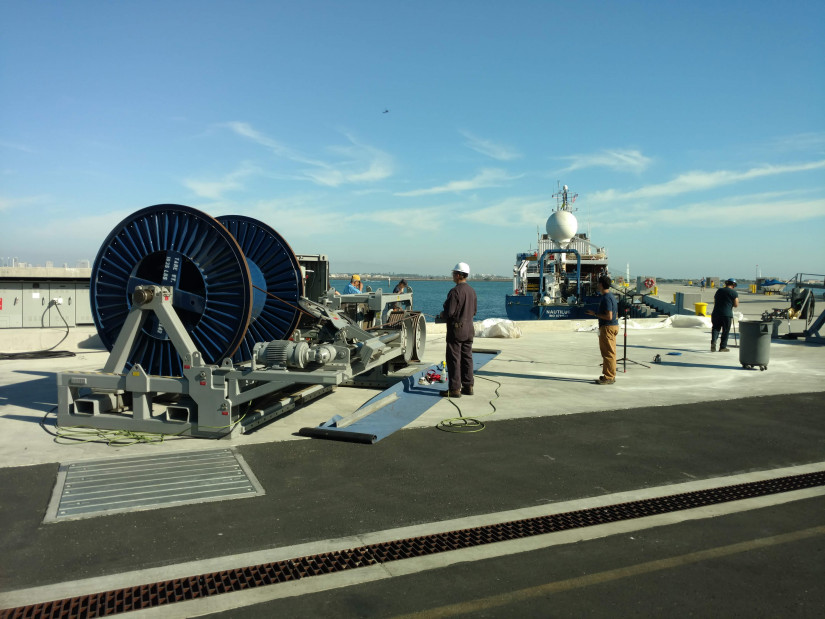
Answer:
[{"xmin": 394, "ymin": 525, "xmax": 825, "ymax": 619}]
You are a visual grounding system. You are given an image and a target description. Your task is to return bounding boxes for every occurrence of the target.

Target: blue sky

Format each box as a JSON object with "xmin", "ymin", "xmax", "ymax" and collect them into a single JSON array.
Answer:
[{"xmin": 1, "ymin": 0, "xmax": 823, "ymax": 279}]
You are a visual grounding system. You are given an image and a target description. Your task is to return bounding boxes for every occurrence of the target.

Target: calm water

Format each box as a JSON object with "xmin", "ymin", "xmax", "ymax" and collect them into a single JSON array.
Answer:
[{"xmin": 330, "ymin": 279, "xmax": 512, "ymax": 322}]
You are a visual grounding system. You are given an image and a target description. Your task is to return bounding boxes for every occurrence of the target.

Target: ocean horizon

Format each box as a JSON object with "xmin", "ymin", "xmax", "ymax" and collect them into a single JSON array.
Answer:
[{"xmin": 330, "ymin": 278, "xmax": 511, "ymax": 323}]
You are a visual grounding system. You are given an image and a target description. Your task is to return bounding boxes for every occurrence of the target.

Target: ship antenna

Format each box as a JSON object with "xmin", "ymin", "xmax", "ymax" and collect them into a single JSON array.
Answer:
[{"xmin": 552, "ymin": 183, "xmax": 578, "ymax": 212}]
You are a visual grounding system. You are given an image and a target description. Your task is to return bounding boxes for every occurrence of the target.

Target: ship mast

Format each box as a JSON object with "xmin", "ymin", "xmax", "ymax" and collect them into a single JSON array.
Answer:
[{"xmin": 552, "ymin": 182, "xmax": 578, "ymax": 212}]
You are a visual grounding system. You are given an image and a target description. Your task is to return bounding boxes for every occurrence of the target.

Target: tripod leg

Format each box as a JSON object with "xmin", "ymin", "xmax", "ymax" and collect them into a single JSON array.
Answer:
[{"xmin": 624, "ymin": 314, "xmax": 628, "ymax": 372}]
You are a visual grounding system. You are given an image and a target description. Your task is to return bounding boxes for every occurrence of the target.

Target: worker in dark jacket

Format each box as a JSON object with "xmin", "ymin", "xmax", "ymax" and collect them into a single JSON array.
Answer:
[
  {"xmin": 711, "ymin": 278, "xmax": 739, "ymax": 351},
  {"xmin": 438, "ymin": 262, "xmax": 477, "ymax": 398}
]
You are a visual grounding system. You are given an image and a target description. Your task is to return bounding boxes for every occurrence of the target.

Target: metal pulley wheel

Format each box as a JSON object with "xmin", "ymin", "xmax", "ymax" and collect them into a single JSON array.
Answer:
[{"xmin": 411, "ymin": 313, "xmax": 427, "ymax": 361}]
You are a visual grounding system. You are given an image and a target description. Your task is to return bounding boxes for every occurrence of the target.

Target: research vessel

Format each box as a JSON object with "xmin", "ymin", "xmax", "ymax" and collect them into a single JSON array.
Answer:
[{"xmin": 505, "ymin": 184, "xmax": 609, "ymax": 320}]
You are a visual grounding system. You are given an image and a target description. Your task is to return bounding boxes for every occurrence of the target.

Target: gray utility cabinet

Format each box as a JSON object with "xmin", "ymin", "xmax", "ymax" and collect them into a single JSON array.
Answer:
[
  {"xmin": 2, "ymin": 280, "xmax": 94, "ymax": 328},
  {"xmin": 0, "ymin": 282, "xmax": 24, "ymax": 328},
  {"xmin": 75, "ymin": 282, "xmax": 93, "ymax": 325},
  {"xmin": 45, "ymin": 281, "xmax": 77, "ymax": 327},
  {"xmin": 21, "ymin": 282, "xmax": 52, "ymax": 327}
]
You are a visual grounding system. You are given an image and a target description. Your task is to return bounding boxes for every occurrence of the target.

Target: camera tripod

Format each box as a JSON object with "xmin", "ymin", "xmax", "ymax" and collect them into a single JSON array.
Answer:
[{"xmin": 617, "ymin": 308, "xmax": 650, "ymax": 372}]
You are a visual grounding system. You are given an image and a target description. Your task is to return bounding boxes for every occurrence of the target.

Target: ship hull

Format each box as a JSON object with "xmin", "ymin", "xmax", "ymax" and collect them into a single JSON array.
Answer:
[{"xmin": 505, "ymin": 294, "xmax": 601, "ymax": 320}]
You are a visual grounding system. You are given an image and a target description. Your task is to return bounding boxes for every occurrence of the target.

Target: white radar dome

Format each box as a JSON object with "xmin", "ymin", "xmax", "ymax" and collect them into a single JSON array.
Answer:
[{"xmin": 546, "ymin": 210, "xmax": 578, "ymax": 243}]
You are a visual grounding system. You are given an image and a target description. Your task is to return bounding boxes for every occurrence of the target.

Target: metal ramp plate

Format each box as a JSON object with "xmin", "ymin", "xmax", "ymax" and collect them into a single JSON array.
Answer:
[
  {"xmin": 300, "ymin": 350, "xmax": 501, "ymax": 443},
  {"xmin": 44, "ymin": 449, "xmax": 263, "ymax": 523}
]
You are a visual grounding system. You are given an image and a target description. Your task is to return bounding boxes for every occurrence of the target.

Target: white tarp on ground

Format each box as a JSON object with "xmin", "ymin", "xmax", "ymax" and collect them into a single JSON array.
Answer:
[
  {"xmin": 663, "ymin": 315, "xmax": 710, "ymax": 328},
  {"xmin": 474, "ymin": 318, "xmax": 523, "ymax": 338},
  {"xmin": 666, "ymin": 311, "xmax": 744, "ymax": 328},
  {"xmin": 576, "ymin": 312, "xmax": 744, "ymax": 332}
]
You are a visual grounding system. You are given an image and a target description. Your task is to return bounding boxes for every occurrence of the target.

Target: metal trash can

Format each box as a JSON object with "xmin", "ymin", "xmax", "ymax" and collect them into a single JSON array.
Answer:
[{"xmin": 739, "ymin": 320, "xmax": 771, "ymax": 370}]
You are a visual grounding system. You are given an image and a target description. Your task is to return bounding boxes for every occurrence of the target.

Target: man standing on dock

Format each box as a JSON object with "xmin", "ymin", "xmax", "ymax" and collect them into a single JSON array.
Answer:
[
  {"xmin": 711, "ymin": 278, "xmax": 739, "ymax": 352},
  {"xmin": 438, "ymin": 262, "xmax": 477, "ymax": 398},
  {"xmin": 587, "ymin": 275, "xmax": 619, "ymax": 385},
  {"xmin": 343, "ymin": 275, "xmax": 363, "ymax": 294}
]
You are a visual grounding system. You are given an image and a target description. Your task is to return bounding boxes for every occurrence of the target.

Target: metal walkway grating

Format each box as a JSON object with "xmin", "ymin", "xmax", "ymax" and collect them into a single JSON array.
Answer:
[{"xmin": 44, "ymin": 449, "xmax": 263, "ymax": 522}]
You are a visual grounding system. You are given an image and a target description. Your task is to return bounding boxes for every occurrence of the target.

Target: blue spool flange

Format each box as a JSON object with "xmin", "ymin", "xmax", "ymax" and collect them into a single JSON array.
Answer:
[
  {"xmin": 216, "ymin": 215, "xmax": 304, "ymax": 363},
  {"xmin": 90, "ymin": 204, "xmax": 253, "ymax": 376}
]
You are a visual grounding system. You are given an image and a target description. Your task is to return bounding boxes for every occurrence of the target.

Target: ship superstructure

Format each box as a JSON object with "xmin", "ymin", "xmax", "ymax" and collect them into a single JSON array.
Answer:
[{"xmin": 506, "ymin": 184, "xmax": 609, "ymax": 320}]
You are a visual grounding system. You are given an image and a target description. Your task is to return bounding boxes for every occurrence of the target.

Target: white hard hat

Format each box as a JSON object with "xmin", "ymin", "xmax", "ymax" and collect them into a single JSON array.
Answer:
[{"xmin": 452, "ymin": 262, "xmax": 470, "ymax": 276}]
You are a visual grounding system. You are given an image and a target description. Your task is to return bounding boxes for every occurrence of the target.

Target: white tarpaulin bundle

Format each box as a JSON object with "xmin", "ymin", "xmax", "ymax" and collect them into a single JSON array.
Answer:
[
  {"xmin": 576, "ymin": 311, "xmax": 745, "ymax": 332},
  {"xmin": 474, "ymin": 318, "xmax": 523, "ymax": 338},
  {"xmin": 665, "ymin": 315, "xmax": 711, "ymax": 328},
  {"xmin": 666, "ymin": 311, "xmax": 743, "ymax": 328}
]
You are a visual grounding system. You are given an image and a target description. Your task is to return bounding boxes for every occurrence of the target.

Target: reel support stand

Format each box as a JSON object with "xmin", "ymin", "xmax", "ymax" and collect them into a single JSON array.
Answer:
[
  {"xmin": 57, "ymin": 285, "xmax": 424, "ymax": 438},
  {"xmin": 58, "ymin": 204, "xmax": 426, "ymax": 439},
  {"xmin": 58, "ymin": 285, "xmax": 341, "ymax": 439},
  {"xmin": 58, "ymin": 285, "xmax": 266, "ymax": 439}
]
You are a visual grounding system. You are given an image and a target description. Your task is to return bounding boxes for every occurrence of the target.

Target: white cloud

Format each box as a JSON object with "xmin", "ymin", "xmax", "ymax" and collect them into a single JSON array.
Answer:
[
  {"xmin": 656, "ymin": 197, "xmax": 823, "ymax": 227},
  {"xmin": 223, "ymin": 122, "xmax": 393, "ymax": 187},
  {"xmin": 558, "ymin": 149, "xmax": 652, "ymax": 173},
  {"xmin": 224, "ymin": 121, "xmax": 328, "ymax": 168},
  {"xmin": 3, "ymin": 208, "xmax": 134, "ymax": 252},
  {"xmin": 346, "ymin": 205, "xmax": 446, "ymax": 231},
  {"xmin": 182, "ymin": 164, "xmax": 259, "ymax": 200},
  {"xmin": 770, "ymin": 132, "xmax": 825, "ymax": 153},
  {"xmin": 0, "ymin": 140, "xmax": 34, "ymax": 153},
  {"xmin": 461, "ymin": 131, "xmax": 521, "ymax": 161},
  {"xmin": 590, "ymin": 160, "xmax": 825, "ymax": 203},
  {"xmin": 395, "ymin": 168, "xmax": 520, "ymax": 197},
  {"xmin": 599, "ymin": 191, "xmax": 825, "ymax": 231},
  {"xmin": 236, "ymin": 198, "xmax": 344, "ymax": 237},
  {"xmin": 303, "ymin": 135, "xmax": 393, "ymax": 187},
  {"xmin": 0, "ymin": 194, "xmax": 49, "ymax": 213},
  {"xmin": 458, "ymin": 196, "xmax": 552, "ymax": 227}
]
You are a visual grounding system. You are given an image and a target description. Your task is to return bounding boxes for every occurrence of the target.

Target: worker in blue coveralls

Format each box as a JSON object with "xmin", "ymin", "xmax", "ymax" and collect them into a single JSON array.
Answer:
[
  {"xmin": 437, "ymin": 262, "xmax": 477, "ymax": 398},
  {"xmin": 711, "ymin": 278, "xmax": 739, "ymax": 352},
  {"xmin": 392, "ymin": 278, "xmax": 408, "ymax": 310},
  {"xmin": 343, "ymin": 274, "xmax": 363, "ymax": 294},
  {"xmin": 586, "ymin": 275, "xmax": 619, "ymax": 385}
]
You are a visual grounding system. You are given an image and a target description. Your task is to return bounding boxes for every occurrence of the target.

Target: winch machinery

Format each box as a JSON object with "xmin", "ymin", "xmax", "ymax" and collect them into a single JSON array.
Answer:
[{"xmin": 57, "ymin": 204, "xmax": 426, "ymax": 437}]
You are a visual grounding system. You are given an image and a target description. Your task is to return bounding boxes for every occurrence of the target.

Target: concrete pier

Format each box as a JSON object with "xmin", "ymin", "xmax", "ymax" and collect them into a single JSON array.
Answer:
[{"xmin": 1, "ymin": 283, "xmax": 823, "ymax": 616}]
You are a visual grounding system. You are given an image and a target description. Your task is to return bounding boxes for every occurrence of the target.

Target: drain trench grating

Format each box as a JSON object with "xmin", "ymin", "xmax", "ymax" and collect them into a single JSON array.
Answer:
[
  {"xmin": 7, "ymin": 470, "xmax": 823, "ymax": 618},
  {"xmin": 44, "ymin": 449, "xmax": 262, "ymax": 522}
]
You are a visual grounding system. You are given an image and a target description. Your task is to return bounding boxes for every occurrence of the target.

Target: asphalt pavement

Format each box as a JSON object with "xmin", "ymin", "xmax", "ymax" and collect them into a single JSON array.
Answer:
[{"xmin": 0, "ymin": 285, "xmax": 823, "ymax": 617}]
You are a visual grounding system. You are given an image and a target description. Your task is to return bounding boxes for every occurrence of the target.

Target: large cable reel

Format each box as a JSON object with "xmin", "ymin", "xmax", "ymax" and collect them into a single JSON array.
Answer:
[
  {"xmin": 90, "ymin": 205, "xmax": 304, "ymax": 376},
  {"xmin": 216, "ymin": 215, "xmax": 304, "ymax": 364}
]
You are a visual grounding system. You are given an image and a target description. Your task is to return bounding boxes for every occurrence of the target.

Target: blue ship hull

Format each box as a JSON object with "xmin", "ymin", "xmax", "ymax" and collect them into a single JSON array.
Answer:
[{"xmin": 505, "ymin": 294, "xmax": 602, "ymax": 320}]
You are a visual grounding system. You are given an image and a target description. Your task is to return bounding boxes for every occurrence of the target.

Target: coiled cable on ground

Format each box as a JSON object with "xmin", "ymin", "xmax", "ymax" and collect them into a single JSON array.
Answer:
[
  {"xmin": 0, "ymin": 302, "xmax": 77, "ymax": 360},
  {"xmin": 40, "ymin": 408, "xmax": 192, "ymax": 446},
  {"xmin": 39, "ymin": 406, "xmax": 248, "ymax": 446},
  {"xmin": 0, "ymin": 349, "xmax": 76, "ymax": 360},
  {"xmin": 436, "ymin": 375, "xmax": 502, "ymax": 433}
]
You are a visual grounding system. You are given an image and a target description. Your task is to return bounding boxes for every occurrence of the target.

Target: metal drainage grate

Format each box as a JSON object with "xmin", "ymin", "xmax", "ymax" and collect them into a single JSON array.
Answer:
[
  {"xmin": 44, "ymin": 449, "xmax": 263, "ymax": 523},
  {"xmin": 8, "ymin": 470, "xmax": 823, "ymax": 618}
]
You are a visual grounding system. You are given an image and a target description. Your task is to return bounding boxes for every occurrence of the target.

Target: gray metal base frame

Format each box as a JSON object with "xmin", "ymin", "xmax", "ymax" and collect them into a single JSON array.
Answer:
[{"xmin": 57, "ymin": 285, "xmax": 422, "ymax": 438}]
